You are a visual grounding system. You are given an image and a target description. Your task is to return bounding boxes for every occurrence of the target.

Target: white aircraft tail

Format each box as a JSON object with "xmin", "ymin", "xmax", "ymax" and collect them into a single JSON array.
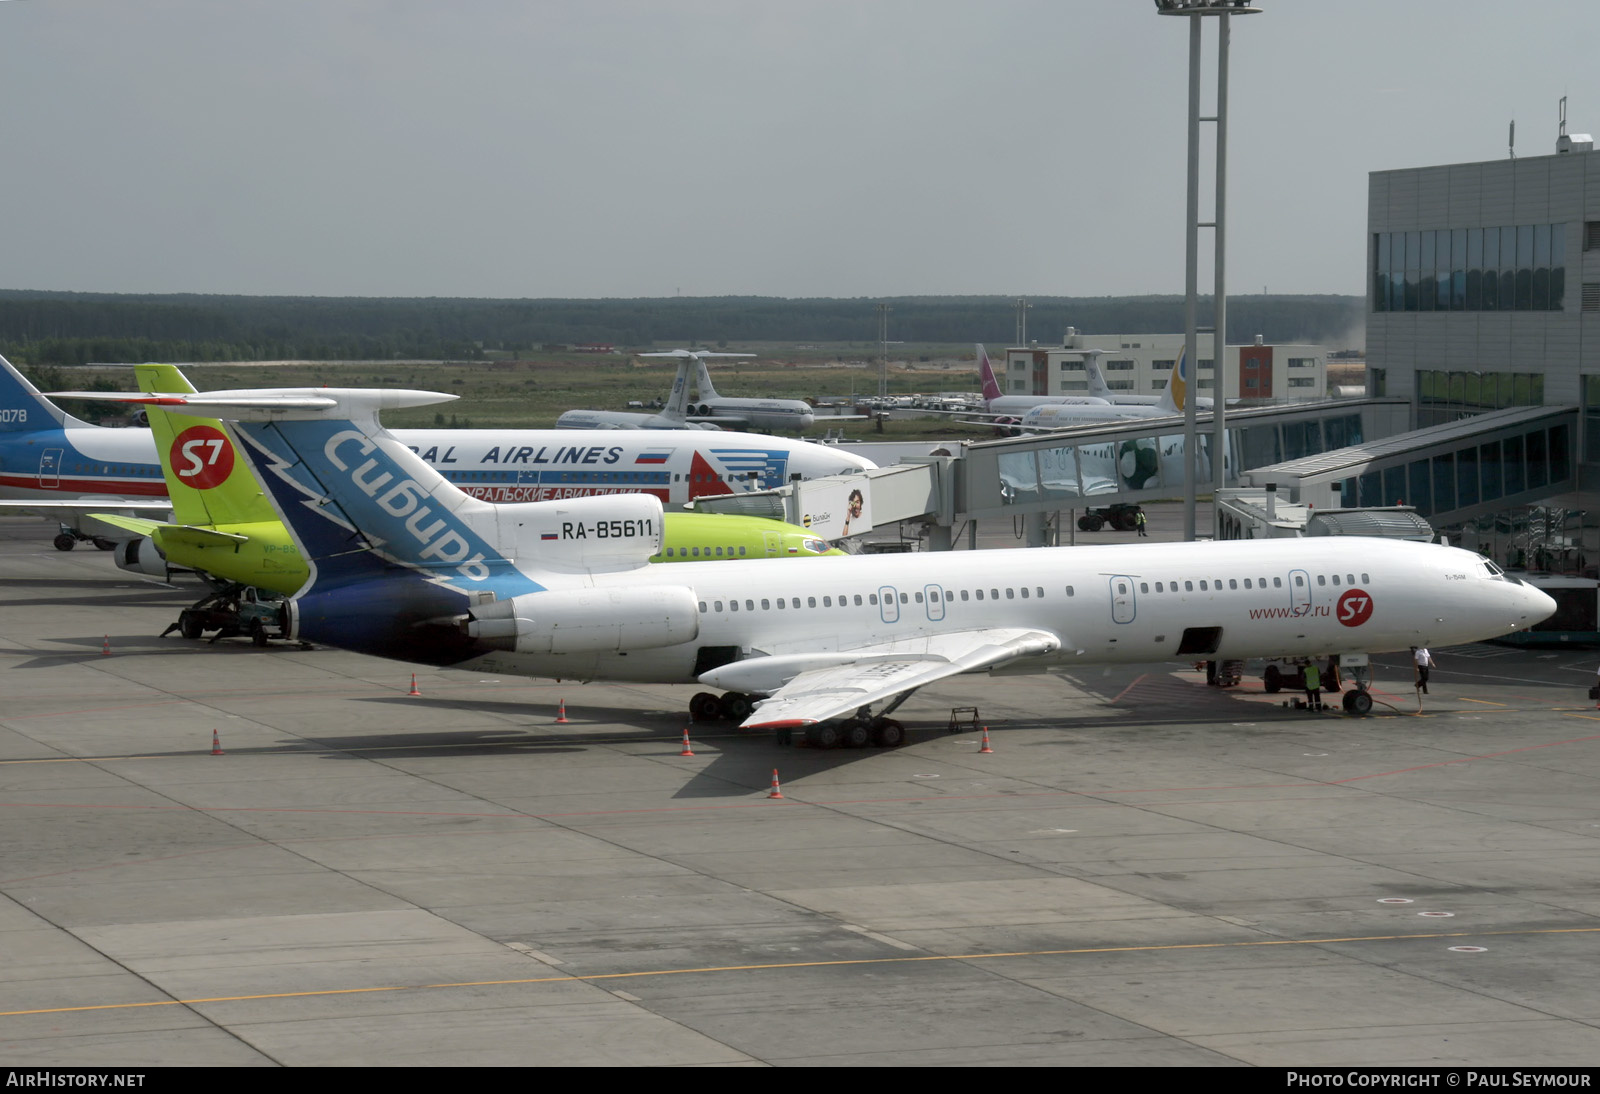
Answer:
[{"xmin": 0, "ymin": 353, "xmax": 88, "ymax": 432}]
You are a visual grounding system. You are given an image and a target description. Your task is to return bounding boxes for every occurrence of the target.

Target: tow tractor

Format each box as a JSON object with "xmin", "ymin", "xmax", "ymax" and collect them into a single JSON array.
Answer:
[
  {"xmin": 164, "ymin": 584, "xmax": 296, "ymax": 647},
  {"xmin": 1075, "ymin": 504, "xmax": 1142, "ymax": 532}
]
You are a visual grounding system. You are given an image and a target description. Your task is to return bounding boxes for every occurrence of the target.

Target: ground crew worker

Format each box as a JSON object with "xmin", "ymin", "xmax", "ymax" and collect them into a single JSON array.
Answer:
[
  {"xmin": 1303, "ymin": 661, "xmax": 1322, "ymax": 710},
  {"xmin": 1412, "ymin": 647, "xmax": 1434, "ymax": 695},
  {"xmin": 1135, "ymin": 508, "xmax": 1148, "ymax": 537}
]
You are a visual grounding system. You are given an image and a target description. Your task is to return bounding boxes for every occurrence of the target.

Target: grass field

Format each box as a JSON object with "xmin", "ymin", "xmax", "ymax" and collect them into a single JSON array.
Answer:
[{"xmin": 44, "ymin": 345, "xmax": 997, "ymax": 439}]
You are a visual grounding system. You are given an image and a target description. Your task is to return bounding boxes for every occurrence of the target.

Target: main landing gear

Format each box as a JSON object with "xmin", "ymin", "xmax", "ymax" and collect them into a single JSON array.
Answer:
[
  {"xmin": 686, "ymin": 692, "xmax": 910, "ymax": 749},
  {"xmin": 52, "ymin": 524, "xmax": 115, "ymax": 551}
]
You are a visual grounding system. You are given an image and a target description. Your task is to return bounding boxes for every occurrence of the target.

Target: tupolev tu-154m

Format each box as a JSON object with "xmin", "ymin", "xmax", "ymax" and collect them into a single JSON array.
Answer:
[{"xmin": 99, "ymin": 383, "xmax": 1556, "ymax": 747}]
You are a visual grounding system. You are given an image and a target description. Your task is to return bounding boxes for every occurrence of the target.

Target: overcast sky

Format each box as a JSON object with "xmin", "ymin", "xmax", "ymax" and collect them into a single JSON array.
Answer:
[{"xmin": 0, "ymin": 1, "xmax": 1591, "ymax": 300}]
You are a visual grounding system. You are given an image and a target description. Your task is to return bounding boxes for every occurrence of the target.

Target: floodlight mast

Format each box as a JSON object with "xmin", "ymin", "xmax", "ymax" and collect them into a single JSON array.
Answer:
[{"xmin": 1156, "ymin": 1, "xmax": 1260, "ymax": 541}]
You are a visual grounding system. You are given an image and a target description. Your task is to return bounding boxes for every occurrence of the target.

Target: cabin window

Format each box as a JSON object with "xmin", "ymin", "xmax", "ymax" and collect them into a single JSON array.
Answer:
[
  {"xmin": 1274, "ymin": 577, "xmax": 1283, "ymax": 587},
  {"xmin": 1020, "ymin": 587, "xmax": 1029, "ymax": 598},
  {"xmin": 1155, "ymin": 582, "xmax": 1163, "ymax": 592},
  {"xmin": 1185, "ymin": 581, "xmax": 1194, "ymax": 591},
  {"xmin": 1199, "ymin": 581, "xmax": 1208, "ymax": 591},
  {"xmin": 1347, "ymin": 574, "xmax": 1356, "ymax": 584},
  {"xmin": 1036, "ymin": 587, "xmax": 1044, "ymax": 598},
  {"xmin": 854, "ymin": 594, "xmax": 863, "ymax": 606},
  {"xmin": 1316, "ymin": 575, "xmax": 1326, "ymax": 586},
  {"xmin": 776, "ymin": 599, "xmax": 785, "ymax": 609},
  {"xmin": 808, "ymin": 597, "xmax": 817, "ymax": 608},
  {"xmin": 715, "ymin": 547, "xmax": 724, "ymax": 557},
  {"xmin": 929, "ymin": 590, "xmax": 940, "ymax": 603},
  {"xmin": 746, "ymin": 600, "xmax": 754, "ymax": 611},
  {"xmin": 1006, "ymin": 588, "xmax": 1015, "ymax": 599},
  {"xmin": 869, "ymin": 594, "xmax": 878, "ymax": 605},
  {"xmin": 714, "ymin": 601, "xmax": 724, "ymax": 612},
  {"xmin": 1361, "ymin": 573, "xmax": 1370, "ymax": 583},
  {"xmin": 1243, "ymin": 579, "xmax": 1252, "ymax": 589},
  {"xmin": 914, "ymin": 592, "xmax": 924, "ymax": 603},
  {"xmin": 1331, "ymin": 574, "xmax": 1340, "ymax": 586},
  {"xmin": 1140, "ymin": 583, "xmax": 1149, "ymax": 593},
  {"xmin": 761, "ymin": 599, "xmax": 770, "ymax": 609},
  {"xmin": 1229, "ymin": 579, "xmax": 1238, "ymax": 590},
  {"xmin": 976, "ymin": 589, "xmax": 985, "ymax": 600},
  {"xmin": 1293, "ymin": 576, "xmax": 1304, "ymax": 587},
  {"xmin": 1065, "ymin": 586, "xmax": 1075, "ymax": 597},
  {"xmin": 823, "ymin": 596, "xmax": 832, "ymax": 607},
  {"xmin": 960, "ymin": 590, "xmax": 969, "ymax": 601},
  {"xmin": 899, "ymin": 593, "xmax": 908, "ymax": 604},
  {"xmin": 730, "ymin": 600, "xmax": 739, "ymax": 611},
  {"xmin": 790, "ymin": 598, "xmax": 800, "ymax": 609},
  {"xmin": 739, "ymin": 546, "xmax": 747, "ymax": 556},
  {"xmin": 692, "ymin": 547, "xmax": 700, "ymax": 557},
  {"xmin": 991, "ymin": 588, "xmax": 1000, "ymax": 599},
  {"xmin": 698, "ymin": 601, "xmax": 707, "ymax": 613}
]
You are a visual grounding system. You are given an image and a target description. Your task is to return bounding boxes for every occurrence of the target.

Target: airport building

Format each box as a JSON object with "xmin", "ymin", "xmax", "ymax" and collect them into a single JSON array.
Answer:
[
  {"xmin": 1367, "ymin": 121, "xmax": 1599, "ymax": 569},
  {"xmin": 1004, "ymin": 330, "xmax": 1330, "ymax": 402}
]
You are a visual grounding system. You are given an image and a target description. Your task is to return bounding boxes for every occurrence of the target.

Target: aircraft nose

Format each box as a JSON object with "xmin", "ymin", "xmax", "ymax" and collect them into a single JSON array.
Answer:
[{"xmin": 1522, "ymin": 583, "xmax": 1557, "ymax": 624}]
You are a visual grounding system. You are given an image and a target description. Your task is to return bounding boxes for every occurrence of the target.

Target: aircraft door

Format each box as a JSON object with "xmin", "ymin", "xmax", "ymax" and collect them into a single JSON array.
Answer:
[
  {"xmin": 878, "ymin": 585, "xmax": 899, "ymax": 624},
  {"xmin": 924, "ymin": 584, "xmax": 945, "ymax": 622},
  {"xmin": 38, "ymin": 448, "xmax": 62, "ymax": 488},
  {"xmin": 1109, "ymin": 575, "xmax": 1137, "ymax": 624},
  {"xmin": 762, "ymin": 532, "xmax": 781, "ymax": 557},
  {"xmin": 1288, "ymin": 568, "xmax": 1312, "ymax": 616}
]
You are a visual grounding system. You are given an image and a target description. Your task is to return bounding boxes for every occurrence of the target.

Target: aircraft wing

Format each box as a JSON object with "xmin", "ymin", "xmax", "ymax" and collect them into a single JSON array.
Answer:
[
  {"xmin": 685, "ymin": 413, "xmax": 749, "ymax": 428},
  {"xmin": 697, "ymin": 627, "xmax": 1062, "ymax": 729}
]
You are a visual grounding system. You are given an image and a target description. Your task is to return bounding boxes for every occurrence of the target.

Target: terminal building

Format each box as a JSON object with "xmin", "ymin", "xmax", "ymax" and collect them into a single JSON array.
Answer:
[
  {"xmin": 1004, "ymin": 329, "xmax": 1330, "ymax": 402},
  {"xmin": 1367, "ymin": 117, "xmax": 1598, "ymax": 571}
]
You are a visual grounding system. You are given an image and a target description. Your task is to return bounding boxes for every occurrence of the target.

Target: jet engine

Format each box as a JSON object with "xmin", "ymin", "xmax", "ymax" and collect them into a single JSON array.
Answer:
[
  {"xmin": 114, "ymin": 536, "xmax": 171, "ymax": 579},
  {"xmin": 465, "ymin": 585, "xmax": 700, "ymax": 654}
]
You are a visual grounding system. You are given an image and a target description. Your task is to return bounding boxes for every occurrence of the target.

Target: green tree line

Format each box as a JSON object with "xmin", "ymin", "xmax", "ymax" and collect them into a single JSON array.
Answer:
[{"xmin": 0, "ymin": 290, "xmax": 1362, "ymax": 364}]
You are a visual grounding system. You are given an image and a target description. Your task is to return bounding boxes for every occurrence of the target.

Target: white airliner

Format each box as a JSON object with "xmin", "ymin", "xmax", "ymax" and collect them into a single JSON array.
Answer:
[
  {"xmin": 124, "ymin": 383, "xmax": 1555, "ymax": 746},
  {"xmin": 976, "ymin": 343, "xmax": 1111, "ymax": 414},
  {"xmin": 679, "ymin": 351, "xmax": 817, "ymax": 430},
  {"xmin": 556, "ymin": 350, "xmax": 817, "ymax": 431},
  {"xmin": 1084, "ymin": 352, "xmax": 1213, "ymax": 409},
  {"xmin": 978, "ymin": 345, "xmax": 1205, "ymax": 428},
  {"xmin": 3, "ymin": 355, "xmax": 872, "ymax": 554},
  {"xmin": 554, "ymin": 356, "xmax": 724, "ymax": 431}
]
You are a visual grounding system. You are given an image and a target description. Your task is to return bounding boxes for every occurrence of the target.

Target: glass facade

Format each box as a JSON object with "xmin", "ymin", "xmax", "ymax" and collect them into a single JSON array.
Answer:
[
  {"xmin": 1373, "ymin": 225, "xmax": 1565, "ymax": 313},
  {"xmin": 1343, "ymin": 424, "xmax": 1572, "ymax": 517},
  {"xmin": 1416, "ymin": 369, "xmax": 1543, "ymax": 427}
]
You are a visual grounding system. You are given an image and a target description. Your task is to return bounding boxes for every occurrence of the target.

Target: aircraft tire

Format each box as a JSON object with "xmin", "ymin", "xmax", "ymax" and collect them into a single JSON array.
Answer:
[
  {"xmin": 871, "ymin": 719, "xmax": 906, "ymax": 748},
  {"xmin": 807, "ymin": 724, "xmax": 841, "ymax": 750},
  {"xmin": 719, "ymin": 692, "xmax": 753, "ymax": 721},
  {"xmin": 838, "ymin": 719, "xmax": 871, "ymax": 749},
  {"xmin": 1347, "ymin": 691, "xmax": 1373, "ymax": 717},
  {"xmin": 53, "ymin": 534, "xmax": 76, "ymax": 551},
  {"xmin": 179, "ymin": 612, "xmax": 204, "ymax": 640},
  {"xmin": 93, "ymin": 537, "xmax": 116, "ymax": 551},
  {"xmin": 250, "ymin": 624, "xmax": 269, "ymax": 648},
  {"xmin": 1263, "ymin": 666, "xmax": 1283, "ymax": 693},
  {"xmin": 688, "ymin": 692, "xmax": 723, "ymax": 723}
]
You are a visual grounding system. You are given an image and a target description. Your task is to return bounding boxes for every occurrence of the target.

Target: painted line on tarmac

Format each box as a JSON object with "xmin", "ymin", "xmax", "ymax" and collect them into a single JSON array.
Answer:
[{"xmin": 4, "ymin": 925, "xmax": 1597, "ymax": 1019}]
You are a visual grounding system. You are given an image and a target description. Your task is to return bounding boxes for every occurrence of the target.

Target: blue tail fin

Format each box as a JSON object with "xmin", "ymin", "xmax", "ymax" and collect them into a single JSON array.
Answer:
[{"xmin": 0, "ymin": 353, "xmax": 81, "ymax": 432}]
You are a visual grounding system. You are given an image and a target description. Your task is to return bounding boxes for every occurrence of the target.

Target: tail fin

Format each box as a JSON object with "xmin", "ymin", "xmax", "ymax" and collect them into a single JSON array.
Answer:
[
  {"xmin": 134, "ymin": 364, "xmax": 277, "ymax": 528},
  {"xmin": 692, "ymin": 354, "xmax": 721, "ymax": 402},
  {"xmin": 1083, "ymin": 352, "xmax": 1112, "ymax": 399},
  {"xmin": 1157, "ymin": 347, "xmax": 1188, "ymax": 414},
  {"xmin": 977, "ymin": 344, "xmax": 1003, "ymax": 403},
  {"xmin": 658, "ymin": 359, "xmax": 691, "ymax": 421},
  {"xmin": 0, "ymin": 353, "xmax": 84, "ymax": 432}
]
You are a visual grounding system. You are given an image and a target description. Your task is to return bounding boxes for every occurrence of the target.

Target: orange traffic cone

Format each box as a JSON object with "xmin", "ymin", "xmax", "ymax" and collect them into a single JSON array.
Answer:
[
  {"xmin": 210, "ymin": 729, "xmax": 224, "ymax": 756},
  {"xmin": 102, "ymin": 635, "xmax": 111, "ymax": 656},
  {"xmin": 555, "ymin": 699, "xmax": 569, "ymax": 723},
  {"xmin": 979, "ymin": 726, "xmax": 994, "ymax": 753},
  {"xmin": 680, "ymin": 728, "xmax": 695, "ymax": 757},
  {"xmin": 407, "ymin": 673, "xmax": 421, "ymax": 697},
  {"xmin": 767, "ymin": 768, "xmax": 784, "ymax": 799}
]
